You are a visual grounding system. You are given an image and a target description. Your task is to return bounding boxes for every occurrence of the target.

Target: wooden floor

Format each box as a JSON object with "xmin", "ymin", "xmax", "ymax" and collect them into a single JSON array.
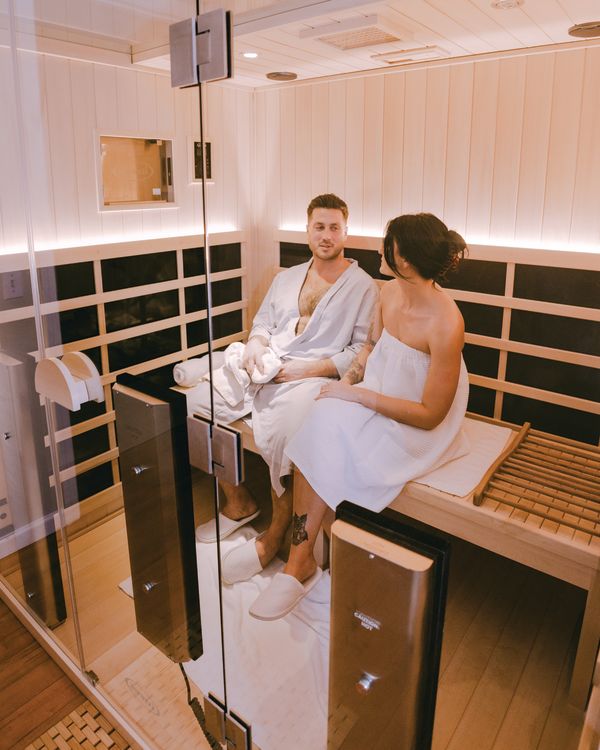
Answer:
[
  {"xmin": 1, "ymin": 487, "xmax": 587, "ymax": 749},
  {"xmin": 0, "ymin": 599, "xmax": 134, "ymax": 750}
]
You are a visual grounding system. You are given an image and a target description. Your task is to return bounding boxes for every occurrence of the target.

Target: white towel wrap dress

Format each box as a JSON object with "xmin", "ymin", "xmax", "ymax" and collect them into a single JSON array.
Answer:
[{"xmin": 285, "ymin": 328, "xmax": 470, "ymax": 512}]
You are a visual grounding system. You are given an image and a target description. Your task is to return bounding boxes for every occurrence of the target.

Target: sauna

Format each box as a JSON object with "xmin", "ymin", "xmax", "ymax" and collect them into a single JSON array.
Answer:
[{"xmin": 0, "ymin": 1, "xmax": 599, "ymax": 749}]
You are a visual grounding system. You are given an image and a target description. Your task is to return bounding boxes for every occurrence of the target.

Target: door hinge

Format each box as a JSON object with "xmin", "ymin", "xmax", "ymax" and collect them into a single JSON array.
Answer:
[
  {"xmin": 187, "ymin": 415, "xmax": 244, "ymax": 486},
  {"xmin": 85, "ymin": 670, "xmax": 100, "ymax": 686},
  {"xmin": 204, "ymin": 694, "xmax": 252, "ymax": 749}
]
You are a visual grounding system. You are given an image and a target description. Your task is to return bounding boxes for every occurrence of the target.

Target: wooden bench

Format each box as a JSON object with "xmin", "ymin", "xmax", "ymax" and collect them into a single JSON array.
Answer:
[{"xmin": 230, "ymin": 414, "xmax": 600, "ymax": 709}]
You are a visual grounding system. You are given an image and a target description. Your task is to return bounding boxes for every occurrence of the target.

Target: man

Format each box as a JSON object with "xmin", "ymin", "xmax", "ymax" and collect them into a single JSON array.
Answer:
[{"xmin": 197, "ymin": 193, "xmax": 378, "ymax": 583}]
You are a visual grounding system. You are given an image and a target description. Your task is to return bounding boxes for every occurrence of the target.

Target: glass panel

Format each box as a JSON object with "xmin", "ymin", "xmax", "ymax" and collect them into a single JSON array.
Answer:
[{"xmin": 1, "ymin": 2, "xmax": 228, "ymax": 748}]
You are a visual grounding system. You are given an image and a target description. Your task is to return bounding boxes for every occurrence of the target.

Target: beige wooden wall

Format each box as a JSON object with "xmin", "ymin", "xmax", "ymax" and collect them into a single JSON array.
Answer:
[
  {"xmin": 252, "ymin": 44, "xmax": 600, "ymax": 315},
  {"xmin": 0, "ymin": 48, "xmax": 253, "ymax": 251}
]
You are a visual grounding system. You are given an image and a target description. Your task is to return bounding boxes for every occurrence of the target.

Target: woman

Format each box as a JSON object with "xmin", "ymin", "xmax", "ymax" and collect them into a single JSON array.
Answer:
[{"xmin": 249, "ymin": 213, "xmax": 470, "ymax": 620}]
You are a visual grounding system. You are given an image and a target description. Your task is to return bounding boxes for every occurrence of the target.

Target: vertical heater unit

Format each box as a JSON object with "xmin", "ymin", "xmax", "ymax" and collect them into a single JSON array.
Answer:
[
  {"xmin": 328, "ymin": 502, "xmax": 449, "ymax": 750},
  {"xmin": 113, "ymin": 373, "xmax": 202, "ymax": 662}
]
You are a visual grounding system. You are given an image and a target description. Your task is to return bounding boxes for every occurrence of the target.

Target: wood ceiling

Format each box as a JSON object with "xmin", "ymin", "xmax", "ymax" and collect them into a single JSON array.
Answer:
[{"xmin": 7, "ymin": 0, "xmax": 600, "ymax": 87}]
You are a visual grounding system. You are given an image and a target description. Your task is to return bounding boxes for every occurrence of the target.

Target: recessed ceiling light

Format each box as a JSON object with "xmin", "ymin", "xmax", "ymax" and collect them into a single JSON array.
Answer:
[
  {"xmin": 568, "ymin": 21, "xmax": 600, "ymax": 38},
  {"xmin": 491, "ymin": 0, "xmax": 523, "ymax": 8},
  {"xmin": 243, "ymin": 52, "xmax": 258, "ymax": 58},
  {"xmin": 266, "ymin": 71, "xmax": 297, "ymax": 81}
]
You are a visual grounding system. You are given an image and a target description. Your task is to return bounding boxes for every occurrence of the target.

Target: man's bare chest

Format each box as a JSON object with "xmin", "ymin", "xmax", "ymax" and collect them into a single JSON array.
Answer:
[{"xmin": 297, "ymin": 273, "xmax": 333, "ymax": 319}]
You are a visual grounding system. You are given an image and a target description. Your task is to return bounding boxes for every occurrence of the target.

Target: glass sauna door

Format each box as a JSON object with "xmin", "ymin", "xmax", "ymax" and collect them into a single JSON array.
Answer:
[{"xmin": 0, "ymin": 1, "xmax": 237, "ymax": 748}]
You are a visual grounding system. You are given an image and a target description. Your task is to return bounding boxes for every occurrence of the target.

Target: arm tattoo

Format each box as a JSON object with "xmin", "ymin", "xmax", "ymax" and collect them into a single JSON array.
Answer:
[
  {"xmin": 344, "ymin": 359, "xmax": 365, "ymax": 385},
  {"xmin": 291, "ymin": 513, "xmax": 309, "ymax": 545},
  {"xmin": 365, "ymin": 318, "xmax": 377, "ymax": 350}
]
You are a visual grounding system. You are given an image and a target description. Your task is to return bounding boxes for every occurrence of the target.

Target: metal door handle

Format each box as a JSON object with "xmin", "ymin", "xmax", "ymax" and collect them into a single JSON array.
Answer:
[
  {"xmin": 355, "ymin": 672, "xmax": 378, "ymax": 695},
  {"xmin": 132, "ymin": 465, "xmax": 150, "ymax": 475}
]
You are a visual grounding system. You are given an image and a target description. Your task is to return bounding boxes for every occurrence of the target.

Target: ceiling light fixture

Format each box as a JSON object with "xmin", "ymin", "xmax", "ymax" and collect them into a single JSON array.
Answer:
[
  {"xmin": 568, "ymin": 21, "xmax": 600, "ymax": 38},
  {"xmin": 266, "ymin": 71, "xmax": 298, "ymax": 81},
  {"xmin": 490, "ymin": 0, "xmax": 523, "ymax": 9}
]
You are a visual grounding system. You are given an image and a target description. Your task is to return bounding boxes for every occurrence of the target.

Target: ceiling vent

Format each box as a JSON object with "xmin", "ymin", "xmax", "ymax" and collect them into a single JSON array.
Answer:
[
  {"xmin": 299, "ymin": 15, "xmax": 411, "ymax": 51},
  {"xmin": 371, "ymin": 45, "xmax": 449, "ymax": 65}
]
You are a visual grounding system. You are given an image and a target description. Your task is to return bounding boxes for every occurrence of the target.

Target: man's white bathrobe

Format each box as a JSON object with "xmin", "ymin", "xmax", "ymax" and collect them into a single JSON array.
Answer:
[
  {"xmin": 187, "ymin": 258, "xmax": 377, "ymax": 495},
  {"xmin": 250, "ymin": 259, "xmax": 378, "ymax": 494}
]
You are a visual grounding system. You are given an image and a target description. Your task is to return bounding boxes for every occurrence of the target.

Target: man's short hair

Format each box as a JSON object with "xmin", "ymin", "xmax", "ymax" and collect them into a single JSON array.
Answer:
[{"xmin": 307, "ymin": 194, "xmax": 348, "ymax": 222}]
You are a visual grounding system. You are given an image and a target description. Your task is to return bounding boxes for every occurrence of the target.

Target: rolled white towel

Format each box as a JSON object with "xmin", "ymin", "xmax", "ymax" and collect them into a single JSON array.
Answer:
[
  {"xmin": 251, "ymin": 348, "xmax": 282, "ymax": 384},
  {"xmin": 173, "ymin": 357, "xmax": 210, "ymax": 387}
]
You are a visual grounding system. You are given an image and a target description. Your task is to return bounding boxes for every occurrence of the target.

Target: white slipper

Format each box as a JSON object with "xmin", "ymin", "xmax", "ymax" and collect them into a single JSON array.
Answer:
[
  {"xmin": 249, "ymin": 569, "xmax": 323, "ymax": 621},
  {"xmin": 195, "ymin": 510, "xmax": 260, "ymax": 543},
  {"xmin": 221, "ymin": 533, "xmax": 265, "ymax": 584}
]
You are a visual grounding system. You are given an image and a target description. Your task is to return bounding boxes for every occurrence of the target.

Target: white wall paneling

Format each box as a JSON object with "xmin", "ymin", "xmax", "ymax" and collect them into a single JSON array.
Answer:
[
  {"xmin": 571, "ymin": 46, "xmax": 600, "ymax": 247},
  {"xmin": 381, "ymin": 73, "xmax": 405, "ymax": 232},
  {"xmin": 252, "ymin": 45, "xmax": 600, "ymax": 257},
  {"xmin": 542, "ymin": 49, "xmax": 586, "ymax": 246},
  {"xmin": 400, "ymin": 68, "xmax": 426, "ymax": 215},
  {"xmin": 344, "ymin": 77, "xmax": 365, "ymax": 230},
  {"xmin": 362, "ymin": 76, "xmax": 385, "ymax": 235},
  {"xmin": 310, "ymin": 83, "xmax": 329, "ymax": 198},
  {"xmin": 423, "ymin": 65, "xmax": 449, "ymax": 223},
  {"xmin": 0, "ymin": 48, "xmax": 253, "ymax": 251},
  {"xmin": 327, "ymin": 80, "xmax": 346, "ymax": 207},
  {"xmin": 465, "ymin": 59, "xmax": 499, "ymax": 242}
]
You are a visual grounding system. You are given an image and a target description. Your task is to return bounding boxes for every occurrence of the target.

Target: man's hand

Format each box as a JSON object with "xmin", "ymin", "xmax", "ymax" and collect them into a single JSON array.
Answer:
[
  {"xmin": 272, "ymin": 360, "xmax": 318, "ymax": 383},
  {"xmin": 242, "ymin": 337, "xmax": 269, "ymax": 376}
]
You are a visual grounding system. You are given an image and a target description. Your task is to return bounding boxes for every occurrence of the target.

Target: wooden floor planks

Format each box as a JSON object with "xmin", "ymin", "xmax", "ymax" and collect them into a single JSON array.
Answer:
[
  {"xmin": 1, "ymin": 513, "xmax": 588, "ymax": 750},
  {"xmin": 0, "ymin": 600, "xmax": 84, "ymax": 750}
]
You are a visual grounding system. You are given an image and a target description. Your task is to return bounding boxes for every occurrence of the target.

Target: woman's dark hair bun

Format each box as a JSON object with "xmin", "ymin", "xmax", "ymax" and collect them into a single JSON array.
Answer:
[
  {"xmin": 383, "ymin": 213, "xmax": 467, "ymax": 283},
  {"xmin": 436, "ymin": 229, "xmax": 467, "ymax": 282}
]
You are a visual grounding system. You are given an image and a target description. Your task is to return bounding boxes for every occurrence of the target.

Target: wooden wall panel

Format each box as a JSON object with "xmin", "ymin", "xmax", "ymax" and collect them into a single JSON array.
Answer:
[
  {"xmin": 19, "ymin": 52, "xmax": 56, "ymax": 247},
  {"xmin": 490, "ymin": 56, "xmax": 526, "ymax": 242},
  {"xmin": 327, "ymin": 81, "xmax": 346, "ymax": 204},
  {"xmin": 401, "ymin": 69, "xmax": 427, "ymax": 214},
  {"xmin": 0, "ymin": 51, "xmax": 251, "ymax": 252},
  {"xmin": 466, "ymin": 59, "xmax": 499, "ymax": 242},
  {"xmin": 344, "ymin": 78, "xmax": 366, "ymax": 229},
  {"xmin": 381, "ymin": 73, "xmax": 405, "ymax": 230},
  {"xmin": 0, "ymin": 49, "xmax": 27, "ymax": 249},
  {"xmin": 310, "ymin": 83, "xmax": 329, "ymax": 197},
  {"xmin": 514, "ymin": 53, "xmax": 554, "ymax": 245},
  {"xmin": 362, "ymin": 76, "xmax": 385, "ymax": 234},
  {"xmin": 542, "ymin": 50, "xmax": 586, "ymax": 245},
  {"xmin": 279, "ymin": 87, "xmax": 296, "ymax": 228},
  {"xmin": 294, "ymin": 85, "xmax": 312, "ymax": 217},
  {"xmin": 423, "ymin": 66, "xmax": 450, "ymax": 222},
  {"xmin": 443, "ymin": 63, "xmax": 474, "ymax": 235},
  {"xmin": 571, "ymin": 46, "xmax": 600, "ymax": 248},
  {"xmin": 253, "ymin": 45, "xmax": 600, "ymax": 256},
  {"xmin": 70, "ymin": 60, "xmax": 102, "ymax": 239},
  {"xmin": 45, "ymin": 56, "xmax": 80, "ymax": 245}
]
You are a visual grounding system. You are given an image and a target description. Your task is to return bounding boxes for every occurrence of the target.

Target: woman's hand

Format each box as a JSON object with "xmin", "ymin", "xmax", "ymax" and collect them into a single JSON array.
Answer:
[{"xmin": 315, "ymin": 381, "xmax": 359, "ymax": 403}]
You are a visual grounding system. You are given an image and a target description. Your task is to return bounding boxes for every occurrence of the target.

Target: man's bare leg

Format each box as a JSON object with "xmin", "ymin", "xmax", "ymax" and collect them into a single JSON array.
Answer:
[
  {"xmin": 255, "ymin": 484, "xmax": 293, "ymax": 567},
  {"xmin": 282, "ymin": 470, "xmax": 329, "ymax": 583},
  {"xmin": 218, "ymin": 480, "xmax": 259, "ymax": 520}
]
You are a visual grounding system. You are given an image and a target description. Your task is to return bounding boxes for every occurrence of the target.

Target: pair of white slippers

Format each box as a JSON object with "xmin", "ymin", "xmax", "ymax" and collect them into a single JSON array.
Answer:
[
  {"xmin": 196, "ymin": 512, "xmax": 322, "ymax": 620},
  {"xmin": 221, "ymin": 532, "xmax": 322, "ymax": 620}
]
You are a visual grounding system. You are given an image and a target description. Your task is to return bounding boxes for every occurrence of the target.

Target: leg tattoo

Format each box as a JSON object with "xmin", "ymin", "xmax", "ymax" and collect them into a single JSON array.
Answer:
[{"xmin": 291, "ymin": 513, "xmax": 309, "ymax": 545}]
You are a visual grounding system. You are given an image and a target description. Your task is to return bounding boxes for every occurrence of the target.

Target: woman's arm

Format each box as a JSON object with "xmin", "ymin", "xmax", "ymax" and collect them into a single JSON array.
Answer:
[{"xmin": 318, "ymin": 316, "xmax": 464, "ymax": 430}]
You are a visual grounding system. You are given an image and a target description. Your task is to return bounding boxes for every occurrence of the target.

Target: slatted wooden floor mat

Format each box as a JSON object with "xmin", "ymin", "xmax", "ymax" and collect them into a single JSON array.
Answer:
[{"xmin": 22, "ymin": 701, "xmax": 133, "ymax": 750}]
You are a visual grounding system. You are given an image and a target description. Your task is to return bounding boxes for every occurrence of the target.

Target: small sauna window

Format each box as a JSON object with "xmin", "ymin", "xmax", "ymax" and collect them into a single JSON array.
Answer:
[{"xmin": 99, "ymin": 136, "xmax": 174, "ymax": 207}]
